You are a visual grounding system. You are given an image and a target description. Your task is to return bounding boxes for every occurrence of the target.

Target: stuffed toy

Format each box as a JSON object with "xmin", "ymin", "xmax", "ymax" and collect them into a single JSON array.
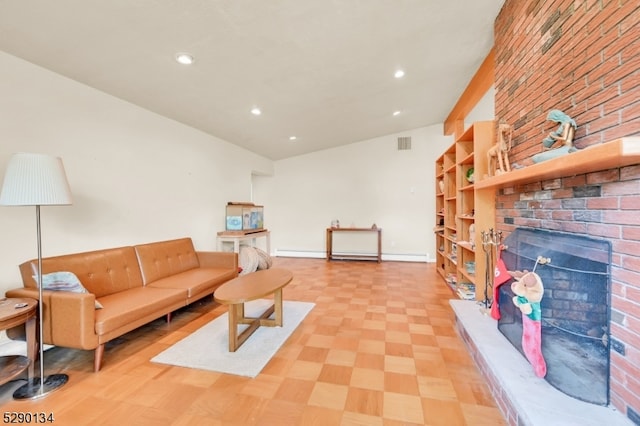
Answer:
[{"xmin": 510, "ymin": 270, "xmax": 547, "ymax": 378}]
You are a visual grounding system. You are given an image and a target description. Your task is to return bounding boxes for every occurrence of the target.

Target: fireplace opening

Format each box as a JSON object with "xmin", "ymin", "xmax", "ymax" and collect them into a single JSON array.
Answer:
[{"xmin": 497, "ymin": 228, "xmax": 611, "ymax": 406}]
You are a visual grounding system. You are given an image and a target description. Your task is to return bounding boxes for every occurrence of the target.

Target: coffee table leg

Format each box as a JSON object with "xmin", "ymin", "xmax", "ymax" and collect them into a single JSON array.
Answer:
[
  {"xmin": 228, "ymin": 304, "xmax": 239, "ymax": 352},
  {"xmin": 238, "ymin": 303, "xmax": 244, "ymax": 319},
  {"xmin": 223, "ymin": 293, "xmax": 286, "ymax": 351},
  {"xmin": 274, "ymin": 289, "xmax": 283, "ymax": 326}
]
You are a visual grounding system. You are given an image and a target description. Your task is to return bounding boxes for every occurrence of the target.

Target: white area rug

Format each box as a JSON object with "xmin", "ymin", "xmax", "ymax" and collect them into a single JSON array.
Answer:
[{"xmin": 151, "ymin": 299, "xmax": 314, "ymax": 378}]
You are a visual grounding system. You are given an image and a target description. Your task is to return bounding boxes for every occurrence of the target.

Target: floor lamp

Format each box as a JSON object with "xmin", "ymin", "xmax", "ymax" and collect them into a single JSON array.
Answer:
[{"xmin": 0, "ymin": 153, "xmax": 72, "ymax": 399}]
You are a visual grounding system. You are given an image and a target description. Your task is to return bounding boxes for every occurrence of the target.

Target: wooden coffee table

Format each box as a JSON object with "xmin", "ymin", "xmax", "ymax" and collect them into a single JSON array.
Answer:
[{"xmin": 214, "ymin": 268, "xmax": 293, "ymax": 352}]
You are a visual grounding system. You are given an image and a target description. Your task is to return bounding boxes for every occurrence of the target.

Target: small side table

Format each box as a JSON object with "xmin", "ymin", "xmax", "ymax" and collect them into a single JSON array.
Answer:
[{"xmin": 0, "ymin": 298, "xmax": 37, "ymax": 385}]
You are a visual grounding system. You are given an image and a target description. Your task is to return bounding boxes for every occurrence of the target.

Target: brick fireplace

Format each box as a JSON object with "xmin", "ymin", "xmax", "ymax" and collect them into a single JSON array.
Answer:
[
  {"xmin": 498, "ymin": 227, "xmax": 612, "ymax": 406},
  {"xmin": 491, "ymin": 162, "xmax": 640, "ymax": 421},
  {"xmin": 489, "ymin": 0, "xmax": 640, "ymax": 422}
]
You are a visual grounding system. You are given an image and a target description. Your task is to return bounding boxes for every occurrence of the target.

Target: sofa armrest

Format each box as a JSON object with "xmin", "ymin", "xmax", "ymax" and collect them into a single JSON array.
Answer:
[
  {"xmin": 196, "ymin": 251, "xmax": 238, "ymax": 271},
  {"xmin": 5, "ymin": 287, "xmax": 99, "ymax": 350}
]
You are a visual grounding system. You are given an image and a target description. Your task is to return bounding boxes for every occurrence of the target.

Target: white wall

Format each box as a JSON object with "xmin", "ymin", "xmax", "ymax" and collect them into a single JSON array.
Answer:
[
  {"xmin": 252, "ymin": 126, "xmax": 453, "ymax": 261},
  {"xmin": 0, "ymin": 52, "xmax": 272, "ymax": 295}
]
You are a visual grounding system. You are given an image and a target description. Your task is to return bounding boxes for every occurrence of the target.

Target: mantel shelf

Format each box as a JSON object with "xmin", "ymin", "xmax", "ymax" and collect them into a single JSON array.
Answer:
[{"xmin": 476, "ymin": 137, "xmax": 640, "ymax": 190}]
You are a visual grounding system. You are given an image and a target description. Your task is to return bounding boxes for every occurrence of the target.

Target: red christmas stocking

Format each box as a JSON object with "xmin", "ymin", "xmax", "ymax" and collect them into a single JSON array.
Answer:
[
  {"xmin": 490, "ymin": 249, "xmax": 511, "ymax": 320},
  {"xmin": 522, "ymin": 314, "xmax": 547, "ymax": 377}
]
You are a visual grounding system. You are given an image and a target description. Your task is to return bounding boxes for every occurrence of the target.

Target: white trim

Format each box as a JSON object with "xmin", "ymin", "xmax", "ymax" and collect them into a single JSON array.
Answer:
[{"xmin": 274, "ymin": 249, "xmax": 435, "ymax": 263}]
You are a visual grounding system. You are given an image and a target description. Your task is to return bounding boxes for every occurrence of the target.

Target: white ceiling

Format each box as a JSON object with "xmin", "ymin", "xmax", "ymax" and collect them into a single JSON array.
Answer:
[{"xmin": 0, "ymin": 1, "xmax": 504, "ymax": 160}]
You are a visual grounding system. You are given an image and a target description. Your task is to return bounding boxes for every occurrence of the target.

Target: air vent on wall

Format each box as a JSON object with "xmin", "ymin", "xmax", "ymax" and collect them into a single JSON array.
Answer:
[{"xmin": 397, "ymin": 136, "xmax": 412, "ymax": 150}]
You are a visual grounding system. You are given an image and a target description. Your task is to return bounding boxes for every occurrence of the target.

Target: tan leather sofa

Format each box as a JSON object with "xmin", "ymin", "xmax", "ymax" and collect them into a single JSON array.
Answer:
[{"xmin": 6, "ymin": 237, "xmax": 237, "ymax": 372}]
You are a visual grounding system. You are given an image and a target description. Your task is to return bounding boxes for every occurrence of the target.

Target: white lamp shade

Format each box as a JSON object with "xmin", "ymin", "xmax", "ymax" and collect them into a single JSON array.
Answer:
[{"xmin": 0, "ymin": 153, "xmax": 73, "ymax": 206}]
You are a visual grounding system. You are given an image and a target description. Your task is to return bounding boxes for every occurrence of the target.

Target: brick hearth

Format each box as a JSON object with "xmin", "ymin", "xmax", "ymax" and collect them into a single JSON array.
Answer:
[{"xmin": 451, "ymin": 299, "xmax": 631, "ymax": 426}]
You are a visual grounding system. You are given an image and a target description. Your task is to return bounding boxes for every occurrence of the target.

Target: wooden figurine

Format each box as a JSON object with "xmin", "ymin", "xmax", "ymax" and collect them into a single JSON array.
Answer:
[{"xmin": 487, "ymin": 122, "xmax": 513, "ymax": 176}]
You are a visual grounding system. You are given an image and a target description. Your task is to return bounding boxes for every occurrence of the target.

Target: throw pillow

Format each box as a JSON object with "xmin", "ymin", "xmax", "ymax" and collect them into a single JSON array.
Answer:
[
  {"xmin": 254, "ymin": 247, "xmax": 272, "ymax": 270},
  {"xmin": 238, "ymin": 246, "xmax": 260, "ymax": 275},
  {"xmin": 34, "ymin": 271, "xmax": 103, "ymax": 309}
]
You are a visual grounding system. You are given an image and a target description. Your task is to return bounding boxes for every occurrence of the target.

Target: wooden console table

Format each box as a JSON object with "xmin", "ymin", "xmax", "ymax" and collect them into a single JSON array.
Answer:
[
  {"xmin": 217, "ymin": 229, "xmax": 271, "ymax": 254},
  {"xmin": 326, "ymin": 227, "xmax": 382, "ymax": 263}
]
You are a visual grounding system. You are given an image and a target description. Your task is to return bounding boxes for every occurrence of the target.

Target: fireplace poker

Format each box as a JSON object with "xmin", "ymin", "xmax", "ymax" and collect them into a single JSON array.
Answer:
[{"xmin": 481, "ymin": 228, "xmax": 503, "ymax": 310}]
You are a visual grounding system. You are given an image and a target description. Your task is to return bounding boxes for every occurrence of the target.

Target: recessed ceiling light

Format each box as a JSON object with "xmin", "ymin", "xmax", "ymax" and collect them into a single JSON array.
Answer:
[
  {"xmin": 394, "ymin": 69, "xmax": 405, "ymax": 78},
  {"xmin": 289, "ymin": 136, "xmax": 297, "ymax": 141},
  {"xmin": 175, "ymin": 53, "xmax": 194, "ymax": 65},
  {"xmin": 251, "ymin": 107, "xmax": 262, "ymax": 116},
  {"xmin": 393, "ymin": 110, "xmax": 401, "ymax": 116}
]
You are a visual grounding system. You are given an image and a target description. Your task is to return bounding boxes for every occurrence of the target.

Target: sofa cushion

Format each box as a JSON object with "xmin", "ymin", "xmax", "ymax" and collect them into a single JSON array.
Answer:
[
  {"xmin": 37, "ymin": 271, "xmax": 103, "ymax": 309},
  {"xmin": 94, "ymin": 286, "xmax": 186, "ymax": 335},
  {"xmin": 147, "ymin": 267, "xmax": 237, "ymax": 298},
  {"xmin": 19, "ymin": 246, "xmax": 144, "ymax": 298},
  {"xmin": 135, "ymin": 238, "xmax": 200, "ymax": 285}
]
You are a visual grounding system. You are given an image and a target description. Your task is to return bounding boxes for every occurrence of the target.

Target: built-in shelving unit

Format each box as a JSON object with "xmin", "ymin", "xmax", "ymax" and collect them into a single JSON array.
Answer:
[
  {"xmin": 435, "ymin": 121, "xmax": 495, "ymax": 300},
  {"xmin": 435, "ymin": 143, "xmax": 457, "ymax": 290}
]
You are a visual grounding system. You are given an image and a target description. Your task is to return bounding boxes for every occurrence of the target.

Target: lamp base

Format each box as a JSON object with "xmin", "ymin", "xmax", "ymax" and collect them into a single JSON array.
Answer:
[{"xmin": 13, "ymin": 374, "xmax": 69, "ymax": 400}]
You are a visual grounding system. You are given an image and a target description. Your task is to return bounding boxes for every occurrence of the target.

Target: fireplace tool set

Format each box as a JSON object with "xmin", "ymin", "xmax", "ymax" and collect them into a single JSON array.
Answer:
[{"xmin": 481, "ymin": 228, "xmax": 503, "ymax": 311}]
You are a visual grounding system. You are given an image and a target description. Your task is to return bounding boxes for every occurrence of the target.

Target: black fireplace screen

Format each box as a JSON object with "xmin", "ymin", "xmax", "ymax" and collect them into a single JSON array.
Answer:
[{"xmin": 497, "ymin": 228, "xmax": 611, "ymax": 406}]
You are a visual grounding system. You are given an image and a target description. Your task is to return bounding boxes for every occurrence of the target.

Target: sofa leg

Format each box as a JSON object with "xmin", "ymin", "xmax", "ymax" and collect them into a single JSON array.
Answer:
[
  {"xmin": 94, "ymin": 344, "xmax": 104, "ymax": 372},
  {"xmin": 166, "ymin": 312, "xmax": 172, "ymax": 323}
]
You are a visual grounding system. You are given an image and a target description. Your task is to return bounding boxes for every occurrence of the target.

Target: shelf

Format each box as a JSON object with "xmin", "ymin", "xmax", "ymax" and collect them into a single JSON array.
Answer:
[
  {"xmin": 459, "ymin": 269, "xmax": 476, "ymax": 285},
  {"xmin": 476, "ymin": 137, "xmax": 640, "ymax": 190},
  {"xmin": 457, "ymin": 241, "xmax": 475, "ymax": 252},
  {"xmin": 0, "ymin": 355, "xmax": 30, "ymax": 386},
  {"xmin": 458, "ymin": 123, "xmax": 477, "ymax": 141},
  {"xmin": 329, "ymin": 254, "xmax": 380, "ymax": 262},
  {"xmin": 459, "ymin": 153, "xmax": 474, "ymax": 165}
]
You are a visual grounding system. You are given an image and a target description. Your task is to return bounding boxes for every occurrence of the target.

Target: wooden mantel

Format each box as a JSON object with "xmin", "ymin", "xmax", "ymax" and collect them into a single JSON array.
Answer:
[{"xmin": 476, "ymin": 137, "xmax": 640, "ymax": 190}]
